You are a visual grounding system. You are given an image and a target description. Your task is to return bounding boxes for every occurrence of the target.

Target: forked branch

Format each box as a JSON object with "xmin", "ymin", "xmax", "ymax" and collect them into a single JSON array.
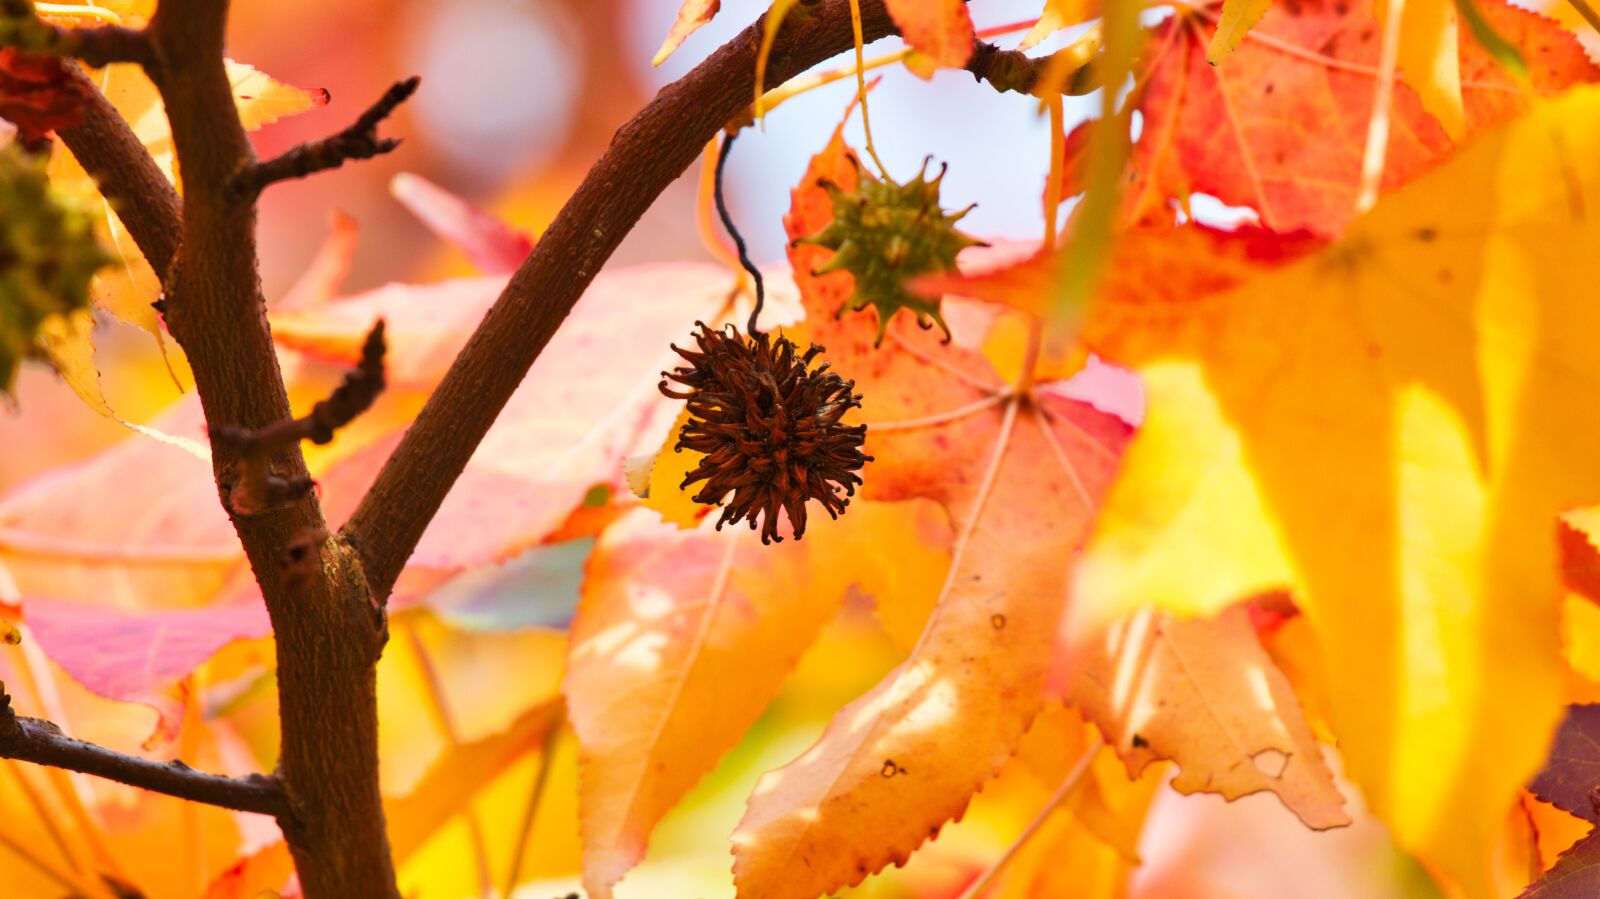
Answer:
[
  {"xmin": 210, "ymin": 320, "xmax": 387, "ymax": 516},
  {"xmin": 0, "ymin": 686, "xmax": 288, "ymax": 817},
  {"xmin": 232, "ymin": 77, "xmax": 420, "ymax": 200}
]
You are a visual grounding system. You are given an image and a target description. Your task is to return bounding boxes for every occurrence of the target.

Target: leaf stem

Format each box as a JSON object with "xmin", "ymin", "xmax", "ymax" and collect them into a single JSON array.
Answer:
[
  {"xmin": 848, "ymin": 0, "xmax": 892, "ymax": 178},
  {"xmin": 500, "ymin": 711, "xmax": 565, "ymax": 898},
  {"xmin": 696, "ymin": 137, "xmax": 751, "ymax": 292},
  {"xmin": 400, "ymin": 623, "xmax": 494, "ymax": 898},
  {"xmin": 1042, "ymin": 94, "xmax": 1066, "ymax": 252},
  {"xmin": 1568, "ymin": 0, "xmax": 1600, "ymax": 34},
  {"xmin": 953, "ymin": 735, "xmax": 1105, "ymax": 899}
]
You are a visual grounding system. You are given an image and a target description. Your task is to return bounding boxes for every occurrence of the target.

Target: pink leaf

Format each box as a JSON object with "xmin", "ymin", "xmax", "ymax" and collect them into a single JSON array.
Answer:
[
  {"xmin": 390, "ymin": 173, "xmax": 534, "ymax": 275},
  {"xmin": 22, "ymin": 596, "xmax": 271, "ymax": 745}
]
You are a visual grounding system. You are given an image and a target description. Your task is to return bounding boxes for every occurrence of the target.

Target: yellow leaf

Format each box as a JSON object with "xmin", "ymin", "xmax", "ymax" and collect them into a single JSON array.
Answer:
[
  {"xmin": 53, "ymin": 58, "xmax": 323, "ymax": 333},
  {"xmin": 224, "ymin": 59, "xmax": 327, "ymax": 130},
  {"xmin": 852, "ymin": 499, "xmax": 954, "ymax": 651},
  {"xmin": 642, "ymin": 407, "xmax": 707, "ymax": 528},
  {"xmin": 35, "ymin": 311, "xmax": 210, "ymax": 458},
  {"xmin": 564, "ymin": 507, "xmax": 865, "ymax": 898},
  {"xmin": 1562, "ymin": 593, "xmax": 1600, "ymax": 682},
  {"xmin": 990, "ymin": 751, "xmax": 1160, "ymax": 899},
  {"xmin": 1375, "ymin": 0, "xmax": 1467, "ymax": 137},
  {"xmin": 385, "ymin": 697, "xmax": 564, "ymax": 863},
  {"xmin": 1070, "ymin": 606, "xmax": 1350, "ymax": 829},
  {"xmin": 1207, "ymin": 0, "xmax": 1274, "ymax": 64},
  {"xmin": 1020, "ymin": 0, "xmax": 1097, "ymax": 51},
  {"xmin": 1075, "ymin": 86, "xmax": 1600, "ymax": 894}
]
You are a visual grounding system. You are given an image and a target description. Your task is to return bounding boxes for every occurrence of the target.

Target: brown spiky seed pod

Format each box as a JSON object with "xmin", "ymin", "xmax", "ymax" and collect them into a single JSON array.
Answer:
[{"xmin": 660, "ymin": 322, "xmax": 871, "ymax": 544}]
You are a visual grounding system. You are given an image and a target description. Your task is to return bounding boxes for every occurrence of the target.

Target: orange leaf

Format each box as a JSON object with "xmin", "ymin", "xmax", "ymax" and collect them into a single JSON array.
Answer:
[
  {"xmin": 884, "ymin": 0, "xmax": 975, "ymax": 69},
  {"xmin": 1069, "ymin": 606, "xmax": 1350, "ymax": 830},
  {"xmin": 1128, "ymin": 0, "xmax": 1598, "ymax": 233},
  {"xmin": 566, "ymin": 506, "xmax": 902, "ymax": 898},
  {"xmin": 729, "ymin": 120, "xmax": 1132, "ymax": 899},
  {"xmin": 200, "ymin": 841, "xmax": 294, "ymax": 899},
  {"xmin": 652, "ymin": 0, "xmax": 721, "ymax": 66}
]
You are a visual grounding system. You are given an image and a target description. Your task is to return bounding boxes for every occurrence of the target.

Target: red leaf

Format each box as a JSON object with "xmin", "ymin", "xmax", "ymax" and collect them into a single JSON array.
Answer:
[
  {"xmin": 0, "ymin": 49, "xmax": 87, "ymax": 146},
  {"xmin": 1530, "ymin": 705, "xmax": 1600, "ymax": 825},
  {"xmin": 1522, "ymin": 830, "xmax": 1600, "ymax": 898},
  {"xmin": 1129, "ymin": 0, "xmax": 1599, "ymax": 233}
]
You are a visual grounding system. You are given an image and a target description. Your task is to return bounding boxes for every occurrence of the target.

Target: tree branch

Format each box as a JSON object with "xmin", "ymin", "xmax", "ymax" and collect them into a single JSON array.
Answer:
[
  {"xmin": 211, "ymin": 320, "xmax": 387, "ymax": 517},
  {"xmin": 0, "ymin": 0, "xmax": 150, "ymax": 67},
  {"xmin": 966, "ymin": 39, "xmax": 1100, "ymax": 96},
  {"xmin": 232, "ymin": 77, "xmax": 419, "ymax": 200},
  {"xmin": 55, "ymin": 65, "xmax": 182, "ymax": 277},
  {"xmin": 0, "ymin": 689, "xmax": 287, "ymax": 817},
  {"xmin": 345, "ymin": 0, "xmax": 903, "ymax": 600},
  {"xmin": 146, "ymin": 0, "xmax": 397, "ymax": 895}
]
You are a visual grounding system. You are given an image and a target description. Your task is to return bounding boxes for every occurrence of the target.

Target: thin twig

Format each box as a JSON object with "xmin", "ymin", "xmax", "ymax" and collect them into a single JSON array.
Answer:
[
  {"xmin": 232, "ymin": 77, "xmax": 420, "ymax": 200},
  {"xmin": 209, "ymin": 320, "xmax": 386, "ymax": 516},
  {"xmin": 0, "ymin": 0, "xmax": 150, "ymax": 67},
  {"xmin": 0, "ymin": 689, "xmax": 289, "ymax": 818}
]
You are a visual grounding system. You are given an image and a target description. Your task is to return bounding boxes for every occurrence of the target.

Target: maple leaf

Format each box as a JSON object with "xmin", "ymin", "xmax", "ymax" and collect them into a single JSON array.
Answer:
[
  {"xmin": 0, "ymin": 395, "xmax": 238, "ymax": 607},
  {"xmin": 1375, "ymin": 0, "xmax": 1465, "ymax": 138},
  {"xmin": 1127, "ymin": 0, "xmax": 1598, "ymax": 234},
  {"xmin": 883, "ymin": 0, "xmax": 975, "ymax": 69},
  {"xmin": 1072, "ymin": 85, "xmax": 1600, "ymax": 895},
  {"xmin": 729, "ymin": 121, "xmax": 1132, "ymax": 899},
  {"xmin": 1069, "ymin": 605, "xmax": 1349, "ymax": 830},
  {"xmin": 564, "ymin": 503, "xmax": 942, "ymax": 899},
  {"xmin": 1530, "ymin": 705, "xmax": 1600, "ymax": 825},
  {"xmin": 1521, "ymin": 831, "xmax": 1600, "ymax": 898},
  {"xmin": 915, "ymin": 222, "xmax": 1323, "ymax": 381}
]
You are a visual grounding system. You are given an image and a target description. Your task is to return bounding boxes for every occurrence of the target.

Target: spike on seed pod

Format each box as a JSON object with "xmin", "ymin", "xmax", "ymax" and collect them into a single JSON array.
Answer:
[
  {"xmin": 798, "ymin": 154, "xmax": 985, "ymax": 345},
  {"xmin": 658, "ymin": 322, "xmax": 872, "ymax": 544}
]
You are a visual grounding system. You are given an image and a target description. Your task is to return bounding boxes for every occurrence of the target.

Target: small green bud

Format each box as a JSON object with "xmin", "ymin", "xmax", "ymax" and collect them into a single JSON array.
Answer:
[{"xmin": 798, "ymin": 156, "xmax": 984, "ymax": 345}]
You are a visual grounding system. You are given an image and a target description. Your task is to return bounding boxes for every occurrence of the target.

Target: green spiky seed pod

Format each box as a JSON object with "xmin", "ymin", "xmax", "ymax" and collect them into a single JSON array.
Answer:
[
  {"xmin": 0, "ymin": 142, "xmax": 111, "ymax": 397},
  {"xmin": 798, "ymin": 156, "xmax": 984, "ymax": 345}
]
